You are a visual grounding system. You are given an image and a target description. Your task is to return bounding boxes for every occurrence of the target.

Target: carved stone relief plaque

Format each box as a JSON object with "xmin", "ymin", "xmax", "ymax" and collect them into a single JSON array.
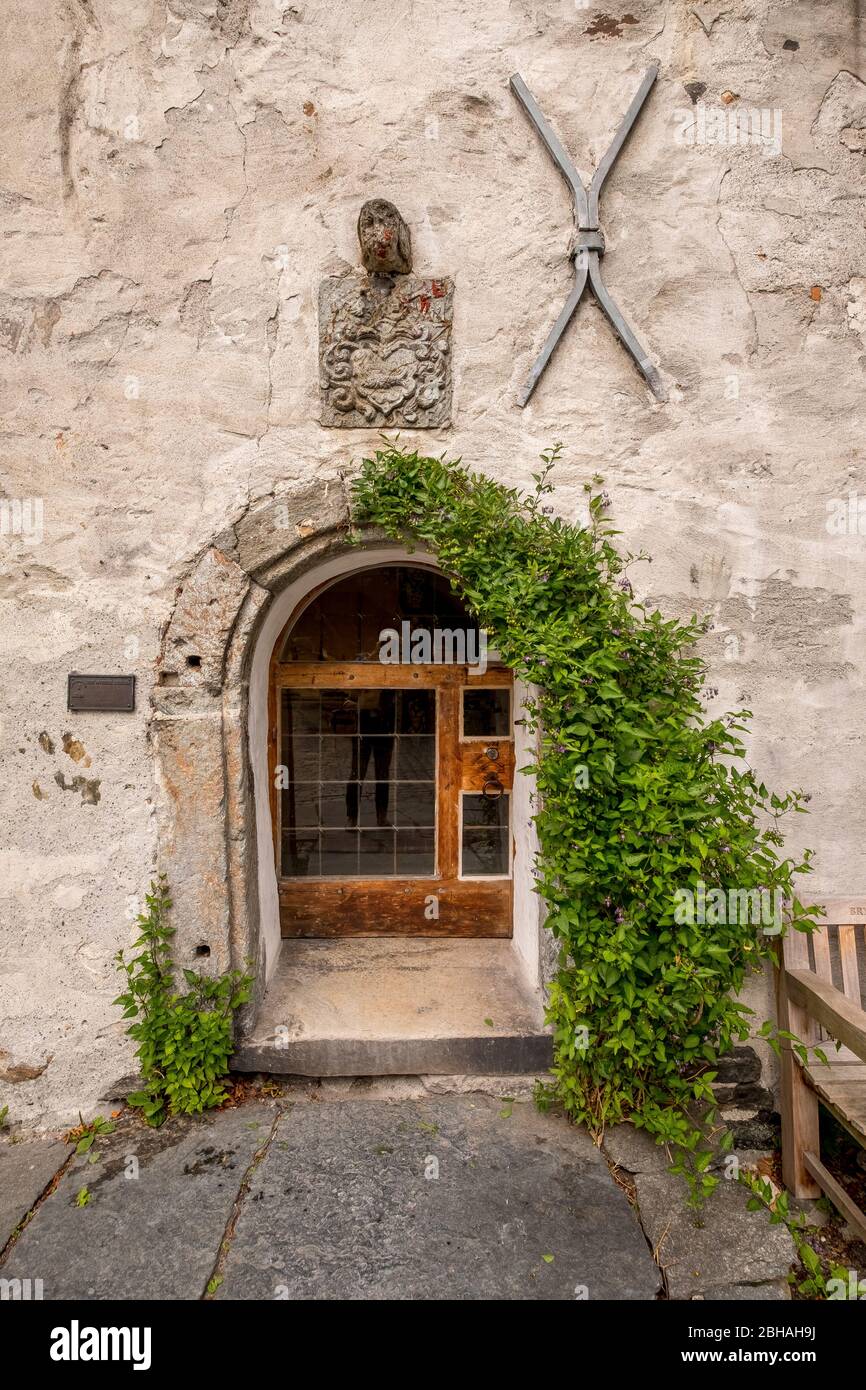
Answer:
[{"xmin": 319, "ymin": 199, "xmax": 453, "ymax": 428}]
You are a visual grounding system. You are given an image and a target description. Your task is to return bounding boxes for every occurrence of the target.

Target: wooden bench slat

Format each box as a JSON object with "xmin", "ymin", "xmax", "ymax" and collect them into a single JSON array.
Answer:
[
  {"xmin": 782, "ymin": 926, "xmax": 811, "ymax": 970},
  {"xmin": 808, "ymin": 899, "xmax": 866, "ymax": 926},
  {"xmin": 777, "ymin": 960, "xmax": 821, "ymax": 1195},
  {"xmin": 809, "ymin": 927, "xmax": 835, "ymax": 1046},
  {"xmin": 811, "ymin": 924, "xmax": 833, "ymax": 982},
  {"xmin": 785, "ymin": 969, "xmax": 866, "ymax": 1064},
  {"xmin": 838, "ymin": 924, "xmax": 862, "ymax": 1004},
  {"xmin": 811, "ymin": 1045, "xmax": 866, "ymax": 1067},
  {"xmin": 806, "ymin": 1076, "xmax": 866, "ymax": 1103},
  {"xmin": 802, "ymin": 1074, "xmax": 866, "ymax": 1146},
  {"xmin": 828, "ymin": 1044, "xmax": 864, "ymax": 1064},
  {"xmin": 806, "ymin": 1061, "xmax": 866, "ymax": 1084},
  {"xmin": 812, "ymin": 1087, "xmax": 866, "ymax": 1143}
]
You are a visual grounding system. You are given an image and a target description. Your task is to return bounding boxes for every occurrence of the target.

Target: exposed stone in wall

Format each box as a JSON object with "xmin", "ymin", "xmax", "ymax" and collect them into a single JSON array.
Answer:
[
  {"xmin": 0, "ymin": 1049, "xmax": 53, "ymax": 1084},
  {"xmin": 1, "ymin": 0, "xmax": 864, "ymax": 1127},
  {"xmin": 231, "ymin": 477, "xmax": 350, "ymax": 579},
  {"xmin": 160, "ymin": 547, "xmax": 251, "ymax": 693},
  {"xmin": 151, "ymin": 480, "xmax": 354, "ymax": 988}
]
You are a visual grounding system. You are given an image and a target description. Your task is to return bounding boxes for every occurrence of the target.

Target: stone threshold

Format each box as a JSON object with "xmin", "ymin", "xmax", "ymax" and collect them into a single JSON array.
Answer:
[{"xmin": 231, "ymin": 937, "xmax": 553, "ymax": 1077}]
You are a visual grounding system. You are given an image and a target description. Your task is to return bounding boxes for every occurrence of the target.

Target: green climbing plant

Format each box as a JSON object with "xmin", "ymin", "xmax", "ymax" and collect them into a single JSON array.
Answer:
[
  {"xmin": 352, "ymin": 441, "xmax": 820, "ymax": 1198},
  {"xmin": 64, "ymin": 1113, "xmax": 116, "ymax": 1164},
  {"xmin": 739, "ymin": 1171, "xmax": 850, "ymax": 1298},
  {"xmin": 114, "ymin": 876, "xmax": 253, "ymax": 1127}
]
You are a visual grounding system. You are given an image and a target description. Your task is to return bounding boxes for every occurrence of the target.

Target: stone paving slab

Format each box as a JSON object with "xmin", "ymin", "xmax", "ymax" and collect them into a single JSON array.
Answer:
[
  {"xmin": 697, "ymin": 1280, "xmax": 791, "ymax": 1300},
  {"xmin": 0, "ymin": 1139, "xmax": 69, "ymax": 1246},
  {"xmin": 603, "ymin": 1123, "xmax": 673, "ymax": 1175},
  {"xmin": 215, "ymin": 1096, "xmax": 661, "ymax": 1300},
  {"xmin": 0, "ymin": 1107, "xmax": 274, "ymax": 1300},
  {"xmin": 633, "ymin": 1170, "xmax": 794, "ymax": 1301}
]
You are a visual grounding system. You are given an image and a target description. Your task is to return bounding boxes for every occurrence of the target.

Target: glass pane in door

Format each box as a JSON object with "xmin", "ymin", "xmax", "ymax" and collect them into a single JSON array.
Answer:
[
  {"xmin": 461, "ymin": 792, "xmax": 510, "ymax": 876},
  {"xmin": 463, "ymin": 687, "xmax": 510, "ymax": 737},
  {"xmin": 280, "ymin": 688, "xmax": 436, "ymax": 878}
]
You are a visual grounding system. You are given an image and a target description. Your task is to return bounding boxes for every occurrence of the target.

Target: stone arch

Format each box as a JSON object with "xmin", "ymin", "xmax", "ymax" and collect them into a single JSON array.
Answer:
[
  {"xmin": 153, "ymin": 478, "xmax": 547, "ymax": 1043},
  {"xmin": 153, "ymin": 478, "xmax": 359, "ymax": 1019}
]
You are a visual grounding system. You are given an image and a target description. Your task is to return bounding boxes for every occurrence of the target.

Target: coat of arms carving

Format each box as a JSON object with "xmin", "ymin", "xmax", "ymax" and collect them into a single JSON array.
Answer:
[{"xmin": 319, "ymin": 200, "xmax": 453, "ymax": 428}]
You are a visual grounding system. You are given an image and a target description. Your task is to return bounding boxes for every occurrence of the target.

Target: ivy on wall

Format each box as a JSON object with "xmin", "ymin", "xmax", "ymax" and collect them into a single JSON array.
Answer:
[{"xmin": 352, "ymin": 442, "xmax": 818, "ymax": 1197}]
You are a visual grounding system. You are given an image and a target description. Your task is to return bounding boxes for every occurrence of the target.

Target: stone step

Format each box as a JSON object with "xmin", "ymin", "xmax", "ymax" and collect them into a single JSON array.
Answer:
[{"xmin": 231, "ymin": 938, "xmax": 553, "ymax": 1077}]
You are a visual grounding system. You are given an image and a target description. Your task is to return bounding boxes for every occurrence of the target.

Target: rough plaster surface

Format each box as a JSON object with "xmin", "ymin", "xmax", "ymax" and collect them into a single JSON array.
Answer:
[{"xmin": 1, "ymin": 1, "xmax": 864, "ymax": 1126}]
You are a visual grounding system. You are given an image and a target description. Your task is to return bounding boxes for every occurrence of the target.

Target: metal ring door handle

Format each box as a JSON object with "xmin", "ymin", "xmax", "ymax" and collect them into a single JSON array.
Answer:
[{"xmin": 482, "ymin": 777, "xmax": 504, "ymax": 801}]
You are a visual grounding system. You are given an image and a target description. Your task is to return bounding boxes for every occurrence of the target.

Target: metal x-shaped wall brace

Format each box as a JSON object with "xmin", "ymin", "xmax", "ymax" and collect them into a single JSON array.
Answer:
[{"xmin": 510, "ymin": 66, "xmax": 665, "ymax": 404}]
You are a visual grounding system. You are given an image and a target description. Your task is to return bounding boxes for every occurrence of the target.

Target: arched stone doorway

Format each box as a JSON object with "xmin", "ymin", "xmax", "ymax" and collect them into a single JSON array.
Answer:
[
  {"xmin": 270, "ymin": 561, "xmax": 515, "ymax": 937},
  {"xmin": 152, "ymin": 482, "xmax": 551, "ymax": 1074}
]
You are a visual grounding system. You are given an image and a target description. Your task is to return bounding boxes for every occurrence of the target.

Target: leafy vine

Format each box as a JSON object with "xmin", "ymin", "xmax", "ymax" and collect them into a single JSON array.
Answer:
[
  {"xmin": 352, "ymin": 442, "xmax": 819, "ymax": 1199},
  {"xmin": 115, "ymin": 877, "xmax": 252, "ymax": 1127}
]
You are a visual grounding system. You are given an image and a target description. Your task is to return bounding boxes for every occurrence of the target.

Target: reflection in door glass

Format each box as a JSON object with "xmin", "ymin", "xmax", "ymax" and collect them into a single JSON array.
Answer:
[
  {"xmin": 463, "ymin": 688, "xmax": 510, "ymax": 737},
  {"xmin": 281, "ymin": 566, "xmax": 479, "ymax": 662},
  {"xmin": 461, "ymin": 792, "xmax": 510, "ymax": 876},
  {"xmin": 280, "ymin": 689, "xmax": 435, "ymax": 878}
]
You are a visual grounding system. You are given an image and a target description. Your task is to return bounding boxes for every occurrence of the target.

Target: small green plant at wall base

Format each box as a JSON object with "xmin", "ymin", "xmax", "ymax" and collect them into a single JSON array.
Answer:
[
  {"xmin": 352, "ymin": 443, "xmax": 820, "ymax": 1197},
  {"xmin": 114, "ymin": 876, "xmax": 253, "ymax": 1127},
  {"xmin": 64, "ymin": 1114, "xmax": 116, "ymax": 1164},
  {"xmin": 739, "ymin": 1171, "xmax": 849, "ymax": 1298},
  {"xmin": 75, "ymin": 1186, "xmax": 91, "ymax": 1208}
]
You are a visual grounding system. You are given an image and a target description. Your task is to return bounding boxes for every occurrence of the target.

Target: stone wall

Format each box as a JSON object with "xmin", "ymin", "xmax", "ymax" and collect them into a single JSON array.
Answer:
[{"xmin": 1, "ymin": 0, "xmax": 864, "ymax": 1126}]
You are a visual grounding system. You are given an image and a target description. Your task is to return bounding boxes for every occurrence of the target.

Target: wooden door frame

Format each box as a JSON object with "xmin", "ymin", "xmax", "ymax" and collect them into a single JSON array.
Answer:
[{"xmin": 268, "ymin": 599, "xmax": 515, "ymax": 938}]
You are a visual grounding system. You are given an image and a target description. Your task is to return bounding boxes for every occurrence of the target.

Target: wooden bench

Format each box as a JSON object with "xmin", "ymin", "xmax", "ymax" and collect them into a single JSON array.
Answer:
[{"xmin": 777, "ymin": 899, "xmax": 866, "ymax": 1241}]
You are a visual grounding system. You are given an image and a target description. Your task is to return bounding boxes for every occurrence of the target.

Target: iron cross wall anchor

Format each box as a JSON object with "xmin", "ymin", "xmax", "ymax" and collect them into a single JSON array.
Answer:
[{"xmin": 510, "ymin": 66, "xmax": 666, "ymax": 404}]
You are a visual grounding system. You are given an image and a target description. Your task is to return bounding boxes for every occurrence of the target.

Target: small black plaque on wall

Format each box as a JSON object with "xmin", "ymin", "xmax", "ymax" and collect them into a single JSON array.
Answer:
[{"xmin": 68, "ymin": 674, "xmax": 136, "ymax": 712}]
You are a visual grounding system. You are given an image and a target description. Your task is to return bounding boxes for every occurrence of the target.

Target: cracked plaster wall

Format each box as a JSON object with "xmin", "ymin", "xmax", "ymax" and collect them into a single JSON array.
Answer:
[{"xmin": 0, "ymin": 0, "xmax": 864, "ymax": 1126}]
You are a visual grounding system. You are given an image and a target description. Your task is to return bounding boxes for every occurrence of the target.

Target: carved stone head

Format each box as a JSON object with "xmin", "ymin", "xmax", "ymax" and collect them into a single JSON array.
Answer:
[{"xmin": 357, "ymin": 199, "xmax": 412, "ymax": 276}]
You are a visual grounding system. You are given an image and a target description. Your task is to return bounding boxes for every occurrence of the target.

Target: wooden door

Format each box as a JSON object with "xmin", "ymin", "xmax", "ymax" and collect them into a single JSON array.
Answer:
[{"xmin": 268, "ymin": 571, "xmax": 514, "ymax": 938}]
